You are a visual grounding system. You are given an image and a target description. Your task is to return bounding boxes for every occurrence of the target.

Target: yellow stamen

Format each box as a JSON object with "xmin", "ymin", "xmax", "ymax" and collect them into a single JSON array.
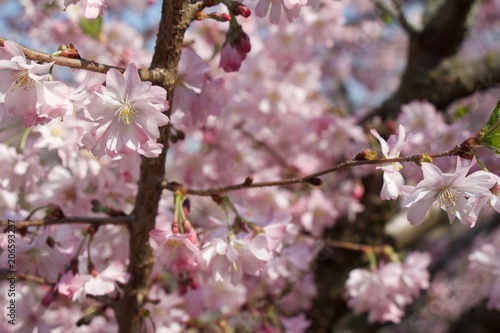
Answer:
[
  {"xmin": 11, "ymin": 71, "xmax": 33, "ymax": 92},
  {"xmin": 436, "ymin": 186, "xmax": 459, "ymax": 213},
  {"xmin": 116, "ymin": 102, "xmax": 137, "ymax": 125}
]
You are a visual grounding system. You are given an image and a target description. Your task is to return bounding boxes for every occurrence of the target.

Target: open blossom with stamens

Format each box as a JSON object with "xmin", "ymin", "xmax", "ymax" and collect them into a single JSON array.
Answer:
[
  {"xmin": 81, "ymin": 63, "xmax": 169, "ymax": 159},
  {"xmin": 404, "ymin": 157, "xmax": 496, "ymax": 227},
  {"xmin": 0, "ymin": 40, "xmax": 72, "ymax": 126},
  {"xmin": 371, "ymin": 125, "xmax": 410, "ymax": 200}
]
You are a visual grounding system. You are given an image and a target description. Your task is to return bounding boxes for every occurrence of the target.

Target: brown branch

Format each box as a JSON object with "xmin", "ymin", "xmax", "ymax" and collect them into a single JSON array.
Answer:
[
  {"xmin": 325, "ymin": 239, "xmax": 388, "ymax": 254},
  {"xmin": 0, "ymin": 37, "xmax": 171, "ymax": 86},
  {"xmin": 162, "ymin": 143, "xmax": 467, "ymax": 196},
  {"xmin": 0, "ymin": 216, "xmax": 131, "ymax": 228}
]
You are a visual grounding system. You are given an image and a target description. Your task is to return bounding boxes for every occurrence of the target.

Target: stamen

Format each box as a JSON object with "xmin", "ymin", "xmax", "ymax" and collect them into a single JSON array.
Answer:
[
  {"xmin": 11, "ymin": 71, "xmax": 34, "ymax": 92},
  {"xmin": 116, "ymin": 102, "xmax": 137, "ymax": 125},
  {"xmin": 436, "ymin": 186, "xmax": 459, "ymax": 213},
  {"xmin": 393, "ymin": 162, "xmax": 403, "ymax": 171}
]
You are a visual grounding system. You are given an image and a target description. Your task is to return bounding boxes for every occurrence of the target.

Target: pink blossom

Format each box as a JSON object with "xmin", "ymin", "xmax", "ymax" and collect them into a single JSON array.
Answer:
[
  {"xmin": 57, "ymin": 261, "xmax": 129, "ymax": 301},
  {"xmin": 200, "ymin": 236, "xmax": 272, "ymax": 284},
  {"xmin": 290, "ymin": 188, "xmax": 338, "ymax": 235},
  {"xmin": 145, "ymin": 286, "xmax": 189, "ymax": 332},
  {"xmin": 172, "ymin": 48, "xmax": 210, "ymax": 127},
  {"xmin": 468, "ymin": 236, "xmax": 500, "ymax": 310},
  {"xmin": 404, "ymin": 157, "xmax": 496, "ymax": 227},
  {"xmin": 255, "ymin": 0, "xmax": 304, "ymax": 24},
  {"xmin": 64, "ymin": 0, "xmax": 108, "ymax": 19},
  {"xmin": 149, "ymin": 227, "xmax": 200, "ymax": 274},
  {"xmin": 370, "ymin": 124, "xmax": 410, "ymax": 200},
  {"xmin": 82, "ymin": 63, "xmax": 169, "ymax": 159},
  {"xmin": 345, "ymin": 252, "xmax": 431, "ymax": 323},
  {"xmin": 0, "ymin": 40, "xmax": 72, "ymax": 126},
  {"xmin": 280, "ymin": 313, "xmax": 311, "ymax": 333},
  {"xmin": 201, "ymin": 280, "xmax": 247, "ymax": 314}
]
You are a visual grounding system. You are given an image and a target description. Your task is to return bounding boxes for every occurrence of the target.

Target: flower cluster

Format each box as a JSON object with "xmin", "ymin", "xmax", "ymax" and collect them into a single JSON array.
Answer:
[
  {"xmin": 371, "ymin": 123, "xmax": 498, "ymax": 228},
  {"xmin": 345, "ymin": 252, "xmax": 431, "ymax": 323}
]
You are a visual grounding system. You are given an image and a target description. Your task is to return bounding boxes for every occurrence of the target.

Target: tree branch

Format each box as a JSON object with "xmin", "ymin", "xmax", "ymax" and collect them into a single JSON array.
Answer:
[
  {"xmin": 417, "ymin": 0, "xmax": 479, "ymax": 63},
  {"xmin": 358, "ymin": 0, "xmax": 489, "ymax": 123},
  {"xmin": 0, "ymin": 216, "xmax": 131, "ymax": 228},
  {"xmin": 162, "ymin": 142, "xmax": 471, "ymax": 196},
  {"xmin": 0, "ymin": 37, "xmax": 172, "ymax": 85},
  {"xmin": 359, "ymin": 50, "xmax": 500, "ymax": 123}
]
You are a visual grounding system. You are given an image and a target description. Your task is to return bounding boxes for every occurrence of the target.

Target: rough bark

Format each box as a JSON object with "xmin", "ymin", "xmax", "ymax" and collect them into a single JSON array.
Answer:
[{"xmin": 114, "ymin": 1, "xmax": 203, "ymax": 332}]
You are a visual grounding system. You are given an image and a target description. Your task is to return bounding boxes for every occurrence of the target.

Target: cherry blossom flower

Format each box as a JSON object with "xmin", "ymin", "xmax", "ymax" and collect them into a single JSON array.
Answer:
[
  {"xmin": 371, "ymin": 124, "xmax": 410, "ymax": 200},
  {"xmin": 57, "ymin": 261, "xmax": 129, "ymax": 302},
  {"xmin": 468, "ymin": 173, "xmax": 500, "ymax": 217},
  {"xmin": 404, "ymin": 157, "xmax": 496, "ymax": 227},
  {"xmin": 468, "ymin": 232, "xmax": 500, "ymax": 310},
  {"xmin": 0, "ymin": 40, "xmax": 72, "ymax": 126},
  {"xmin": 201, "ymin": 279, "xmax": 247, "ymax": 315},
  {"xmin": 172, "ymin": 48, "xmax": 210, "ymax": 127},
  {"xmin": 200, "ymin": 236, "xmax": 272, "ymax": 285},
  {"xmin": 254, "ymin": 0, "xmax": 305, "ymax": 24},
  {"xmin": 82, "ymin": 63, "xmax": 169, "ymax": 159},
  {"xmin": 149, "ymin": 227, "xmax": 200, "ymax": 275},
  {"xmin": 64, "ymin": 0, "xmax": 108, "ymax": 19}
]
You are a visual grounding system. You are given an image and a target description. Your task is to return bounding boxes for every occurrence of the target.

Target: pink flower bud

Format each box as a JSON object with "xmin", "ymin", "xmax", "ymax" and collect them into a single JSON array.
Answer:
[{"xmin": 232, "ymin": 1, "xmax": 251, "ymax": 18}]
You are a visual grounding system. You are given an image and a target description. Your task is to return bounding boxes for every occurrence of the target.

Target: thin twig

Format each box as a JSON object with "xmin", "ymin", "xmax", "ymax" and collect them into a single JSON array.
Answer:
[
  {"xmin": 325, "ymin": 239, "xmax": 388, "ymax": 254},
  {"xmin": 0, "ymin": 216, "xmax": 132, "ymax": 228},
  {"xmin": 0, "ymin": 37, "xmax": 169, "ymax": 85},
  {"xmin": 162, "ymin": 143, "xmax": 465, "ymax": 196}
]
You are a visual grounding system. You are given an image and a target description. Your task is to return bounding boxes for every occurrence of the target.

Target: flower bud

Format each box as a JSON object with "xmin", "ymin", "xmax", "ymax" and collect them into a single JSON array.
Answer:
[
  {"xmin": 232, "ymin": 1, "xmax": 251, "ymax": 18},
  {"xmin": 354, "ymin": 149, "xmax": 377, "ymax": 161}
]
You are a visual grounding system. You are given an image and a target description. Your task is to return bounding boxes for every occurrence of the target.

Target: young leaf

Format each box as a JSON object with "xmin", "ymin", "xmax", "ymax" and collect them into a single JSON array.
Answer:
[
  {"xmin": 79, "ymin": 16, "xmax": 102, "ymax": 40},
  {"xmin": 478, "ymin": 101, "xmax": 500, "ymax": 155}
]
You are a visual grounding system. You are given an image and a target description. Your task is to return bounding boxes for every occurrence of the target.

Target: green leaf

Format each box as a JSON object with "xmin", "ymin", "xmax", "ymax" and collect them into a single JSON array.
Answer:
[
  {"xmin": 79, "ymin": 16, "xmax": 102, "ymax": 40},
  {"xmin": 479, "ymin": 101, "xmax": 500, "ymax": 155},
  {"xmin": 380, "ymin": 11, "xmax": 394, "ymax": 24},
  {"xmin": 452, "ymin": 103, "xmax": 471, "ymax": 120}
]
